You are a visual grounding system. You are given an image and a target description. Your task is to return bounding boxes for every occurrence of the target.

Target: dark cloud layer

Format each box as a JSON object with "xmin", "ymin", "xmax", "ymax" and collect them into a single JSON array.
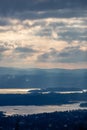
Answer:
[
  {"xmin": 0, "ymin": 0, "xmax": 87, "ymax": 17},
  {"xmin": 10, "ymin": 10, "xmax": 87, "ymax": 21},
  {"xmin": 0, "ymin": 0, "xmax": 87, "ymax": 12}
]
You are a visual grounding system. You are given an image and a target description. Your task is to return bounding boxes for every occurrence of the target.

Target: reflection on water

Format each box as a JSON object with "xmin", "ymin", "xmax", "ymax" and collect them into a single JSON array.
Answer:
[
  {"xmin": 55, "ymin": 91, "xmax": 83, "ymax": 94},
  {"xmin": 0, "ymin": 103, "xmax": 87, "ymax": 116},
  {"xmin": 55, "ymin": 90, "xmax": 87, "ymax": 94},
  {"xmin": 0, "ymin": 88, "xmax": 40, "ymax": 94}
]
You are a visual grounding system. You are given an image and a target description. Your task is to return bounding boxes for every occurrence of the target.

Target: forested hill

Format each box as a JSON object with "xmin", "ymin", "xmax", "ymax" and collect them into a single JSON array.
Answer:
[{"xmin": 0, "ymin": 110, "xmax": 87, "ymax": 130}]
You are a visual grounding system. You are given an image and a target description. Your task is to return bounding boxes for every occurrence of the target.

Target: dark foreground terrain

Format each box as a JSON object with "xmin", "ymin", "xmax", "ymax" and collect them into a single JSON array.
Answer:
[{"xmin": 0, "ymin": 110, "xmax": 87, "ymax": 130}]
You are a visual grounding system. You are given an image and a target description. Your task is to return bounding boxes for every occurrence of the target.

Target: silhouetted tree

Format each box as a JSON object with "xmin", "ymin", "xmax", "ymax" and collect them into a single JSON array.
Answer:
[{"xmin": 15, "ymin": 119, "xmax": 19, "ymax": 130}]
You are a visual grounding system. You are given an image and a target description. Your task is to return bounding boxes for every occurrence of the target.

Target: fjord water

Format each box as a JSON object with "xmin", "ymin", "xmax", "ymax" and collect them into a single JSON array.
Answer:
[
  {"xmin": 0, "ymin": 88, "xmax": 87, "ymax": 115},
  {"xmin": 0, "ymin": 102, "xmax": 87, "ymax": 116}
]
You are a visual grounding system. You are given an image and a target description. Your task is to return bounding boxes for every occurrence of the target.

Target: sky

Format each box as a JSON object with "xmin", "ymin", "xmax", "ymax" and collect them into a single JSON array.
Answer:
[{"xmin": 0, "ymin": 0, "xmax": 87, "ymax": 69}]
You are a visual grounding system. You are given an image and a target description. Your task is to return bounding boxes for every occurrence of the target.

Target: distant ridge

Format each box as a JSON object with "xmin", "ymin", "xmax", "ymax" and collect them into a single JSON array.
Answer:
[{"xmin": 0, "ymin": 67, "xmax": 87, "ymax": 89}]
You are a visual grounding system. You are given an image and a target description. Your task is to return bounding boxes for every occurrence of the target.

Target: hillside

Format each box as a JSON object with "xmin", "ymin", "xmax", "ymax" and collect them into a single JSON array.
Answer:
[{"xmin": 0, "ymin": 67, "xmax": 87, "ymax": 89}]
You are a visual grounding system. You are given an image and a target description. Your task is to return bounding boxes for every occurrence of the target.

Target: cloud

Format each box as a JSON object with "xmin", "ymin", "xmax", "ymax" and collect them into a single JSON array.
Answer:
[
  {"xmin": 37, "ymin": 48, "xmax": 59, "ymax": 62},
  {"xmin": 37, "ymin": 46, "xmax": 87, "ymax": 63},
  {"xmin": 14, "ymin": 46, "xmax": 38, "ymax": 58},
  {"xmin": 0, "ymin": 47, "xmax": 9, "ymax": 52},
  {"xmin": 0, "ymin": 9, "xmax": 87, "ymax": 22},
  {"xmin": 0, "ymin": 45, "xmax": 12, "ymax": 61},
  {"xmin": 29, "ymin": 18, "xmax": 87, "ymax": 42},
  {"xmin": 15, "ymin": 47, "xmax": 38, "ymax": 53},
  {"xmin": 0, "ymin": 0, "xmax": 87, "ymax": 13},
  {"xmin": 0, "ymin": 18, "xmax": 10, "ymax": 26},
  {"xmin": 0, "ymin": 0, "xmax": 87, "ymax": 21},
  {"xmin": 0, "ymin": 17, "xmax": 87, "ymax": 43},
  {"xmin": 0, "ymin": 0, "xmax": 87, "ymax": 69}
]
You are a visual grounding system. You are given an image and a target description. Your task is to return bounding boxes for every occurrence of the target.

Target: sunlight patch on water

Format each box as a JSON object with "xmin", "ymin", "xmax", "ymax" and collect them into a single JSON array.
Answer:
[
  {"xmin": 55, "ymin": 91, "xmax": 83, "ymax": 94},
  {"xmin": 0, "ymin": 102, "xmax": 87, "ymax": 116},
  {"xmin": 0, "ymin": 88, "xmax": 40, "ymax": 94}
]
